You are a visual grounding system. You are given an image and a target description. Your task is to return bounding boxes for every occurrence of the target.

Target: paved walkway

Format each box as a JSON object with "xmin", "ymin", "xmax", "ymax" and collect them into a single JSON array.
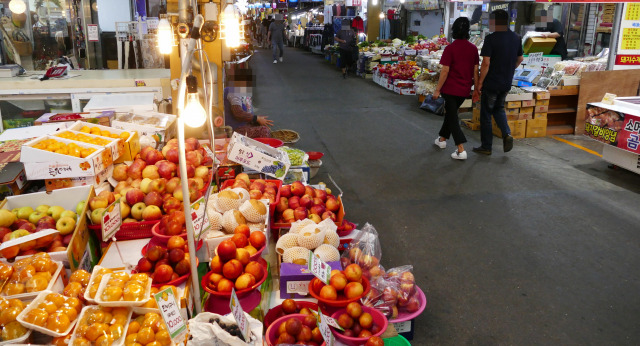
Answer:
[{"xmin": 250, "ymin": 45, "xmax": 640, "ymax": 345}]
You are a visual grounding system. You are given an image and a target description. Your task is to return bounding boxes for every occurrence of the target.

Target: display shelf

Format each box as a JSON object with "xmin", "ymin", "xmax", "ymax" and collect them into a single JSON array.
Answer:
[
  {"xmin": 549, "ymin": 89, "xmax": 579, "ymax": 96},
  {"xmin": 546, "ymin": 88, "xmax": 580, "ymax": 135},
  {"xmin": 546, "ymin": 125, "xmax": 575, "ymax": 135},
  {"xmin": 547, "ymin": 107, "xmax": 578, "ymax": 114}
]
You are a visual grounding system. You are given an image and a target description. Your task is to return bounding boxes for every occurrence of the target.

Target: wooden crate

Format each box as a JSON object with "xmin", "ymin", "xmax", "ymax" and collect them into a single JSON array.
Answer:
[{"xmin": 462, "ymin": 120, "xmax": 480, "ymax": 131}]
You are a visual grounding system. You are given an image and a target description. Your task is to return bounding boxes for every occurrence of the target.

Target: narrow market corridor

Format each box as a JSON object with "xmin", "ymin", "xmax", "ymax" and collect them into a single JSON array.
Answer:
[{"xmin": 250, "ymin": 46, "xmax": 640, "ymax": 345}]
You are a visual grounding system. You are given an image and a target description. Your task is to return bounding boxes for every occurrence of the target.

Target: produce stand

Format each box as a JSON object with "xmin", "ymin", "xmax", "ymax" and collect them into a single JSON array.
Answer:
[{"xmin": 0, "ymin": 111, "xmax": 427, "ymax": 346}]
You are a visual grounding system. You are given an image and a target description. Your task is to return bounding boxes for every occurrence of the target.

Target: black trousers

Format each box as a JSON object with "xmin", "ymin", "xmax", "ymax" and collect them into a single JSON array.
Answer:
[{"xmin": 438, "ymin": 93, "xmax": 467, "ymax": 146}]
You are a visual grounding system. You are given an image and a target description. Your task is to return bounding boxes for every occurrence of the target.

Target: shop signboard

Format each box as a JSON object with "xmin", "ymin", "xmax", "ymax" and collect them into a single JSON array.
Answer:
[
  {"xmin": 614, "ymin": 3, "xmax": 640, "ymax": 70},
  {"xmin": 585, "ymin": 103, "xmax": 640, "ymax": 155}
]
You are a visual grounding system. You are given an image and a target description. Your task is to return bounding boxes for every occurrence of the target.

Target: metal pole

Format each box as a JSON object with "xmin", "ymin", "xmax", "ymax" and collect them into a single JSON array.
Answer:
[{"xmin": 608, "ymin": 3, "xmax": 624, "ymax": 71}]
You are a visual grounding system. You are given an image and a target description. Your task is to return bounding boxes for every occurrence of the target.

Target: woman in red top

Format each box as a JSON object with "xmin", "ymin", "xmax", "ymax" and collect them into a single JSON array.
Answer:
[{"xmin": 433, "ymin": 17, "xmax": 479, "ymax": 160}]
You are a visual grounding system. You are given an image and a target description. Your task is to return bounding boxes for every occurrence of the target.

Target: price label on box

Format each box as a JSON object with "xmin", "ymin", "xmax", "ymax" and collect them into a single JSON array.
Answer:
[
  {"xmin": 102, "ymin": 199, "xmax": 122, "ymax": 240},
  {"xmin": 190, "ymin": 197, "xmax": 211, "ymax": 240},
  {"xmin": 154, "ymin": 287, "xmax": 187, "ymax": 343},
  {"xmin": 230, "ymin": 288, "xmax": 251, "ymax": 342},
  {"xmin": 308, "ymin": 250, "xmax": 331, "ymax": 284}
]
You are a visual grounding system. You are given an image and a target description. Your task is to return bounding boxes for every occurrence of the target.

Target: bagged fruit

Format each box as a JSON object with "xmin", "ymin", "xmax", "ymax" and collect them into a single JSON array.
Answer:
[
  {"xmin": 1, "ymin": 253, "xmax": 58, "ymax": 297},
  {"xmin": 386, "ymin": 265, "xmax": 420, "ymax": 313},
  {"xmin": 340, "ymin": 223, "xmax": 384, "ymax": 281},
  {"xmin": 362, "ymin": 270, "xmax": 399, "ymax": 319},
  {"xmin": 187, "ymin": 312, "xmax": 263, "ymax": 346}
]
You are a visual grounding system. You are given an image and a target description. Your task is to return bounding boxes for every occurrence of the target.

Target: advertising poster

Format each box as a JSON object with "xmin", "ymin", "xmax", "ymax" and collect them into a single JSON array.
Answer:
[{"xmin": 585, "ymin": 104, "xmax": 640, "ymax": 155}]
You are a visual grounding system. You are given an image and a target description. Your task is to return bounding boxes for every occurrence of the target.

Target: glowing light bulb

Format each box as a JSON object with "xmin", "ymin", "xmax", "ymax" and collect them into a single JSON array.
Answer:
[
  {"xmin": 157, "ymin": 19, "xmax": 173, "ymax": 54},
  {"xmin": 9, "ymin": 0, "xmax": 26, "ymax": 14},
  {"xmin": 183, "ymin": 93, "xmax": 207, "ymax": 127},
  {"xmin": 222, "ymin": 5, "xmax": 241, "ymax": 48},
  {"xmin": 379, "ymin": 12, "xmax": 385, "ymax": 19},
  {"xmin": 372, "ymin": 0, "xmax": 378, "ymax": 5}
]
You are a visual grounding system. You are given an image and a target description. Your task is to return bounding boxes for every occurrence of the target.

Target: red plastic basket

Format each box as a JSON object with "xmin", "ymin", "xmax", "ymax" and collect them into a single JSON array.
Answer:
[
  {"xmin": 308, "ymin": 276, "xmax": 370, "ymax": 307},
  {"xmin": 265, "ymin": 314, "xmax": 326, "ymax": 346},
  {"xmin": 90, "ymin": 220, "xmax": 159, "ymax": 243},
  {"xmin": 254, "ymin": 138, "xmax": 284, "ymax": 148},
  {"xmin": 263, "ymin": 301, "xmax": 319, "ymax": 329},
  {"xmin": 220, "ymin": 179, "xmax": 282, "ymax": 217},
  {"xmin": 201, "ymin": 264, "xmax": 267, "ymax": 298},
  {"xmin": 330, "ymin": 306, "xmax": 388, "ymax": 345}
]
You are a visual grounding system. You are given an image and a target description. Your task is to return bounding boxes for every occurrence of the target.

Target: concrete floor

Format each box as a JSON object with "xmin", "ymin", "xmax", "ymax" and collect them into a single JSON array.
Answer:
[{"xmin": 249, "ymin": 46, "xmax": 640, "ymax": 345}]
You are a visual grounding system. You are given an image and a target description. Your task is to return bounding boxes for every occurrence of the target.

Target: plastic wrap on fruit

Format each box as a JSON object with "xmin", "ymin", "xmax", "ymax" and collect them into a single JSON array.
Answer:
[
  {"xmin": 2, "ymin": 253, "xmax": 56, "ymax": 297},
  {"xmin": 187, "ymin": 312, "xmax": 263, "ymax": 346},
  {"xmin": 362, "ymin": 274, "xmax": 397, "ymax": 318},
  {"xmin": 385, "ymin": 265, "xmax": 420, "ymax": 313},
  {"xmin": 340, "ymin": 223, "xmax": 383, "ymax": 281}
]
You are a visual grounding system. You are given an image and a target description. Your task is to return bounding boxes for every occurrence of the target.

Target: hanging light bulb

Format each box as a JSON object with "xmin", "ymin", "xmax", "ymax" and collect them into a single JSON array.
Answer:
[
  {"xmin": 222, "ymin": 4, "xmax": 241, "ymax": 48},
  {"xmin": 400, "ymin": 0, "xmax": 405, "ymax": 3},
  {"xmin": 379, "ymin": 12, "xmax": 385, "ymax": 19},
  {"xmin": 183, "ymin": 76, "xmax": 207, "ymax": 128},
  {"xmin": 372, "ymin": 0, "xmax": 378, "ymax": 5},
  {"xmin": 9, "ymin": 0, "xmax": 26, "ymax": 14},
  {"xmin": 157, "ymin": 18, "xmax": 173, "ymax": 54}
]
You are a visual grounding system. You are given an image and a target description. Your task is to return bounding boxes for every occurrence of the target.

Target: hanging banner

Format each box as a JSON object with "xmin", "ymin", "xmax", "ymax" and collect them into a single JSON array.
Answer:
[{"xmin": 615, "ymin": 3, "xmax": 640, "ymax": 70}]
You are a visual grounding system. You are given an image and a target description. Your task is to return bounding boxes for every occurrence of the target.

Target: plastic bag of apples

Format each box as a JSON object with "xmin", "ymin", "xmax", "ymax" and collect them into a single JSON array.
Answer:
[
  {"xmin": 363, "ymin": 265, "xmax": 420, "ymax": 319},
  {"xmin": 340, "ymin": 223, "xmax": 385, "ymax": 282}
]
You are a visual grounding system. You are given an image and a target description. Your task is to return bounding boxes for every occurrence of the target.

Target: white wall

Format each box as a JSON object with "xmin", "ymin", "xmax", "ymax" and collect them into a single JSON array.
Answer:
[
  {"xmin": 408, "ymin": 11, "xmax": 442, "ymax": 37},
  {"xmin": 97, "ymin": 0, "xmax": 132, "ymax": 32}
]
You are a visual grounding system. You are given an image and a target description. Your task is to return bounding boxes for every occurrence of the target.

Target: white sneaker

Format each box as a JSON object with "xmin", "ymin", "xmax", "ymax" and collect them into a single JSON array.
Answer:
[
  {"xmin": 273, "ymin": 60, "xmax": 277, "ymax": 64},
  {"xmin": 451, "ymin": 150, "xmax": 467, "ymax": 160},
  {"xmin": 434, "ymin": 138, "xmax": 446, "ymax": 149},
  {"xmin": 279, "ymin": 57, "xmax": 283, "ymax": 62}
]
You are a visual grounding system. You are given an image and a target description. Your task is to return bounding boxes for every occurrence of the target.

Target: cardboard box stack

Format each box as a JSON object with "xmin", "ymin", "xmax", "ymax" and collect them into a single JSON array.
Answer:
[{"xmin": 528, "ymin": 91, "xmax": 549, "ymax": 138}]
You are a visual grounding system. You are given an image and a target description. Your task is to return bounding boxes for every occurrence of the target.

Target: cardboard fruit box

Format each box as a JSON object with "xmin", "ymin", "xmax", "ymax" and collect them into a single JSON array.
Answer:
[
  {"xmin": 56, "ymin": 129, "xmax": 124, "ymax": 162},
  {"xmin": 67, "ymin": 121, "xmax": 141, "ymax": 163},
  {"xmin": 21, "ymin": 135, "xmax": 113, "ymax": 180},
  {"xmin": 45, "ymin": 165, "xmax": 113, "ymax": 193},
  {"xmin": 110, "ymin": 112, "xmax": 176, "ymax": 147},
  {"xmin": 0, "ymin": 185, "xmax": 94, "ymax": 271},
  {"xmin": 227, "ymin": 133, "xmax": 291, "ymax": 180}
]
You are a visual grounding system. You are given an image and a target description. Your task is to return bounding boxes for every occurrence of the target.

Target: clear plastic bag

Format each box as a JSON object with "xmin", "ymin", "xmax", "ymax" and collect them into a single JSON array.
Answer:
[
  {"xmin": 340, "ymin": 223, "xmax": 385, "ymax": 281},
  {"xmin": 386, "ymin": 265, "xmax": 420, "ymax": 313}
]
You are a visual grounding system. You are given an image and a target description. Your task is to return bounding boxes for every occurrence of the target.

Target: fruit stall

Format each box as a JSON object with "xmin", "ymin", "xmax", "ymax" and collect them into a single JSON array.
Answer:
[{"xmin": 0, "ymin": 114, "xmax": 426, "ymax": 346}]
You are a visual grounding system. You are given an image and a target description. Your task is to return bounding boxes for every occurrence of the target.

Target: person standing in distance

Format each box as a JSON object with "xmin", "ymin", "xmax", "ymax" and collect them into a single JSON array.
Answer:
[
  {"xmin": 433, "ymin": 17, "xmax": 479, "ymax": 160},
  {"xmin": 268, "ymin": 14, "xmax": 286, "ymax": 64},
  {"xmin": 334, "ymin": 19, "xmax": 356, "ymax": 79},
  {"xmin": 473, "ymin": 9, "xmax": 523, "ymax": 155}
]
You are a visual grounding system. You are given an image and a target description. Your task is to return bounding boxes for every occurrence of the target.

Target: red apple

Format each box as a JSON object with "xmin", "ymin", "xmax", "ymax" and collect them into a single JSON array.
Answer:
[
  {"xmin": 142, "ymin": 205, "xmax": 163, "ymax": 221},
  {"xmin": 276, "ymin": 197, "xmax": 288, "ymax": 213},
  {"xmin": 288, "ymin": 196, "xmax": 301, "ymax": 209},
  {"xmin": 163, "ymin": 197, "xmax": 182, "ymax": 214},
  {"xmin": 217, "ymin": 240, "xmax": 237, "ymax": 262},
  {"xmin": 145, "ymin": 149, "xmax": 164, "ymax": 165},
  {"xmin": 249, "ymin": 181, "xmax": 265, "ymax": 193},
  {"xmin": 156, "ymin": 160, "xmax": 177, "ymax": 180},
  {"xmin": 150, "ymin": 178, "xmax": 167, "ymax": 194},
  {"xmin": 222, "ymin": 259, "xmax": 243, "ymax": 280},
  {"xmin": 113, "ymin": 165, "xmax": 129, "ymax": 181},
  {"xmin": 290, "ymin": 181, "xmax": 305, "ymax": 197},
  {"xmin": 154, "ymin": 264, "xmax": 174, "ymax": 283},
  {"xmin": 194, "ymin": 166, "xmax": 209, "ymax": 179},
  {"xmin": 127, "ymin": 159, "xmax": 147, "ymax": 180},
  {"xmin": 143, "ymin": 191, "xmax": 163, "ymax": 207},
  {"xmin": 304, "ymin": 186, "xmax": 314, "ymax": 197},
  {"xmin": 326, "ymin": 197, "xmax": 340, "ymax": 212},
  {"xmin": 177, "ymin": 164, "xmax": 195, "ymax": 179},
  {"xmin": 185, "ymin": 151, "xmax": 202, "ymax": 167},
  {"xmin": 0, "ymin": 227, "xmax": 11, "ymax": 240},
  {"xmin": 166, "ymin": 147, "xmax": 179, "ymax": 164},
  {"xmin": 165, "ymin": 177, "xmax": 181, "ymax": 193},
  {"xmin": 299, "ymin": 195, "xmax": 313, "ymax": 209},
  {"xmin": 293, "ymin": 207, "xmax": 308, "ymax": 221},
  {"xmin": 314, "ymin": 189, "xmax": 327, "ymax": 202},
  {"xmin": 280, "ymin": 185, "xmax": 292, "ymax": 198},
  {"xmin": 126, "ymin": 188, "xmax": 145, "ymax": 206},
  {"xmin": 282, "ymin": 209, "xmax": 295, "ymax": 221}
]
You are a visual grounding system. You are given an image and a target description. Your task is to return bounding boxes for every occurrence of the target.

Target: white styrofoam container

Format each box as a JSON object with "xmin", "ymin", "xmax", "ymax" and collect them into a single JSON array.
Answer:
[
  {"xmin": 83, "ymin": 265, "xmax": 130, "ymax": 304},
  {"xmin": 16, "ymin": 290, "xmax": 80, "ymax": 337},
  {"xmin": 94, "ymin": 273, "xmax": 152, "ymax": 307},
  {"xmin": 0, "ymin": 260, "xmax": 63, "ymax": 300},
  {"xmin": 68, "ymin": 306, "xmax": 133, "ymax": 346}
]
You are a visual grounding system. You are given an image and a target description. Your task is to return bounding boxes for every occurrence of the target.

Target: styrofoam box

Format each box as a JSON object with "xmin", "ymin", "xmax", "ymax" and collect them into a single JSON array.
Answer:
[
  {"xmin": 16, "ymin": 290, "xmax": 80, "ymax": 337},
  {"xmin": 95, "ymin": 273, "xmax": 152, "ymax": 307},
  {"xmin": 84, "ymin": 265, "xmax": 130, "ymax": 304},
  {"xmin": 0, "ymin": 260, "xmax": 64, "ymax": 301},
  {"xmin": 69, "ymin": 306, "xmax": 133, "ymax": 346},
  {"xmin": 505, "ymin": 93, "xmax": 534, "ymax": 102}
]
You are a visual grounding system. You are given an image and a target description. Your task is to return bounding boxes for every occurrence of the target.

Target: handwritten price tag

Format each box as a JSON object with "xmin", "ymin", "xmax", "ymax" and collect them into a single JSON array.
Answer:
[
  {"xmin": 308, "ymin": 250, "xmax": 331, "ymax": 285},
  {"xmin": 154, "ymin": 287, "xmax": 187, "ymax": 343},
  {"xmin": 317, "ymin": 308, "xmax": 335, "ymax": 346},
  {"xmin": 230, "ymin": 288, "xmax": 251, "ymax": 342},
  {"xmin": 102, "ymin": 198, "xmax": 122, "ymax": 241},
  {"xmin": 528, "ymin": 52, "xmax": 543, "ymax": 63},
  {"xmin": 190, "ymin": 197, "xmax": 211, "ymax": 240}
]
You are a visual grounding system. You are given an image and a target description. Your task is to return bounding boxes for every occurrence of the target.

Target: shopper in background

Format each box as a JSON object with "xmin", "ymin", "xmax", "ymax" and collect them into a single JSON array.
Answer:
[
  {"xmin": 432, "ymin": 17, "xmax": 479, "ymax": 161},
  {"xmin": 224, "ymin": 69, "xmax": 274, "ymax": 138},
  {"xmin": 268, "ymin": 14, "xmax": 286, "ymax": 64},
  {"xmin": 262, "ymin": 16, "xmax": 271, "ymax": 49},
  {"xmin": 334, "ymin": 19, "xmax": 356, "ymax": 79},
  {"xmin": 474, "ymin": 9, "xmax": 523, "ymax": 155},
  {"xmin": 535, "ymin": 9, "xmax": 568, "ymax": 60}
]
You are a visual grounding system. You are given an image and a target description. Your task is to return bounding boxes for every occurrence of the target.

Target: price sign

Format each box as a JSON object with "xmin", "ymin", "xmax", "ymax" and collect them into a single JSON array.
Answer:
[
  {"xmin": 154, "ymin": 287, "xmax": 187, "ymax": 343},
  {"xmin": 602, "ymin": 93, "xmax": 617, "ymax": 105},
  {"xmin": 317, "ymin": 308, "xmax": 335, "ymax": 346},
  {"xmin": 230, "ymin": 288, "xmax": 251, "ymax": 342},
  {"xmin": 307, "ymin": 250, "xmax": 331, "ymax": 285},
  {"xmin": 528, "ymin": 52, "xmax": 543, "ymax": 64},
  {"xmin": 102, "ymin": 198, "xmax": 122, "ymax": 240},
  {"xmin": 190, "ymin": 197, "xmax": 211, "ymax": 240}
]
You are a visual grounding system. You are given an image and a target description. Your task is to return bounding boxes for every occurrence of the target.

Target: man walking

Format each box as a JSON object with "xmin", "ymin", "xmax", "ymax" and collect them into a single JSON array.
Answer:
[
  {"xmin": 473, "ymin": 9, "xmax": 523, "ymax": 155},
  {"xmin": 268, "ymin": 14, "xmax": 286, "ymax": 64}
]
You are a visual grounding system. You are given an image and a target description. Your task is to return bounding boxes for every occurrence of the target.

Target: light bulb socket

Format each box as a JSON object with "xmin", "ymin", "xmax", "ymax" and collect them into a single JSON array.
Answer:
[{"xmin": 186, "ymin": 75, "xmax": 198, "ymax": 94}]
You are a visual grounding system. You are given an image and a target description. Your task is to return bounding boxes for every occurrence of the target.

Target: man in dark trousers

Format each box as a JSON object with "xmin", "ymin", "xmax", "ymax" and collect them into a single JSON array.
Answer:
[{"xmin": 473, "ymin": 9, "xmax": 523, "ymax": 155}]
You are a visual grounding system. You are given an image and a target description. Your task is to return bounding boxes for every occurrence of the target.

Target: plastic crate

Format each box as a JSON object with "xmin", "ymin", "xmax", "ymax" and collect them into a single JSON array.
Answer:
[{"xmin": 90, "ymin": 220, "xmax": 158, "ymax": 243}]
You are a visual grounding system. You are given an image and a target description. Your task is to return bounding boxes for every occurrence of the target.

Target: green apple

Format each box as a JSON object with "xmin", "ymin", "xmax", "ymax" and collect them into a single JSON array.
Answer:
[
  {"xmin": 16, "ymin": 206, "xmax": 34, "ymax": 220},
  {"xmin": 76, "ymin": 200, "xmax": 87, "ymax": 216},
  {"xmin": 28, "ymin": 211, "xmax": 47, "ymax": 225},
  {"xmin": 9, "ymin": 229, "xmax": 30, "ymax": 240},
  {"xmin": 140, "ymin": 178, "xmax": 153, "ymax": 194},
  {"xmin": 90, "ymin": 208, "xmax": 105, "ymax": 225},
  {"xmin": 35, "ymin": 205, "xmax": 50, "ymax": 214},
  {"xmin": 47, "ymin": 206, "xmax": 65, "ymax": 221},
  {"xmin": 11, "ymin": 208, "xmax": 19, "ymax": 218},
  {"xmin": 56, "ymin": 216, "xmax": 76, "ymax": 235},
  {"xmin": 60, "ymin": 210, "xmax": 77, "ymax": 220},
  {"xmin": 0, "ymin": 209, "xmax": 17, "ymax": 227}
]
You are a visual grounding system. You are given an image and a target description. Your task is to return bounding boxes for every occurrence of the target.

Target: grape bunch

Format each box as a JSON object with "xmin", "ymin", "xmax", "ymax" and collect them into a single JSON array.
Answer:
[
  {"xmin": 261, "ymin": 161, "xmax": 286, "ymax": 178},
  {"xmin": 208, "ymin": 317, "xmax": 246, "ymax": 342}
]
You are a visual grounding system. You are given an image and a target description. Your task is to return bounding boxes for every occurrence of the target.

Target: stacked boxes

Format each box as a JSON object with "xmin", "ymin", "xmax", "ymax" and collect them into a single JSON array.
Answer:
[{"xmin": 527, "ymin": 91, "xmax": 549, "ymax": 137}]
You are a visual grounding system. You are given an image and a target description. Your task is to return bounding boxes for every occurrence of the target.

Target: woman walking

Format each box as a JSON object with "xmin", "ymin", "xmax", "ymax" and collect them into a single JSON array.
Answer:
[
  {"xmin": 334, "ymin": 19, "xmax": 356, "ymax": 78},
  {"xmin": 433, "ymin": 17, "xmax": 479, "ymax": 160}
]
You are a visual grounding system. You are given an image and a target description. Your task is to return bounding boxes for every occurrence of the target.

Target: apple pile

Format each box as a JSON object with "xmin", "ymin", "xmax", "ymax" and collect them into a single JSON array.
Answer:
[
  {"xmin": 311, "ymin": 264, "xmax": 366, "ymax": 301},
  {"xmin": 135, "ymin": 236, "xmax": 192, "ymax": 284},
  {"xmin": 156, "ymin": 211, "xmax": 187, "ymax": 236},
  {"xmin": 206, "ymin": 230, "xmax": 267, "ymax": 293},
  {"xmin": 272, "ymin": 315, "xmax": 323, "ymax": 346},
  {"xmin": 376, "ymin": 61, "xmax": 420, "ymax": 81},
  {"xmin": 341, "ymin": 247, "xmax": 385, "ymax": 282},
  {"xmin": 223, "ymin": 173, "xmax": 278, "ymax": 205},
  {"xmin": 89, "ymin": 137, "xmax": 210, "ymax": 225},
  {"xmin": 0, "ymin": 203, "xmax": 78, "ymax": 258},
  {"xmin": 335, "ymin": 302, "xmax": 383, "ymax": 341},
  {"xmin": 275, "ymin": 181, "xmax": 341, "ymax": 224}
]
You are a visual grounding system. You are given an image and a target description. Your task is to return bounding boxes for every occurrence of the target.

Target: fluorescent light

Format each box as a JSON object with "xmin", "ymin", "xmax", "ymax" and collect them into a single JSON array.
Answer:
[{"xmin": 157, "ymin": 19, "xmax": 173, "ymax": 54}]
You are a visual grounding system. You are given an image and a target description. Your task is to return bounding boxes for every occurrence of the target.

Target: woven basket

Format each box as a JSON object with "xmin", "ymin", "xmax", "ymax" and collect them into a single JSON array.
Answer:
[{"xmin": 271, "ymin": 129, "xmax": 300, "ymax": 144}]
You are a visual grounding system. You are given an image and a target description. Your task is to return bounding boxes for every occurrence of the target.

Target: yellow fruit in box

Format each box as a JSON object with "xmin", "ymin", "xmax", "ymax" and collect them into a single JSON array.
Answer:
[
  {"xmin": 80, "ymin": 126, "xmax": 91, "ymax": 133},
  {"xmin": 0, "ymin": 306, "xmax": 21, "ymax": 324},
  {"xmin": 137, "ymin": 327, "xmax": 155, "ymax": 345},
  {"xmin": 46, "ymin": 311, "xmax": 71, "ymax": 333},
  {"xmin": 65, "ymin": 297, "xmax": 83, "ymax": 313},
  {"xmin": 120, "ymin": 132, "xmax": 130, "ymax": 139},
  {"xmin": 112, "ymin": 272, "xmax": 130, "ymax": 281},
  {"xmin": 3, "ymin": 282, "xmax": 25, "ymax": 296},
  {"xmin": 110, "ymin": 323, "xmax": 124, "ymax": 339},
  {"xmin": 102, "ymin": 286, "xmax": 123, "ymax": 301},
  {"xmin": 87, "ymin": 310, "xmax": 106, "ymax": 325},
  {"xmin": 90, "ymin": 127, "xmax": 101, "ymax": 135},
  {"xmin": 46, "ymin": 292, "xmax": 66, "ymax": 308},
  {"xmin": 125, "ymin": 333, "xmax": 138, "ymax": 345},
  {"xmin": 24, "ymin": 308, "xmax": 49, "ymax": 326},
  {"xmin": 155, "ymin": 330, "xmax": 171, "ymax": 346},
  {"xmin": 2, "ymin": 321, "xmax": 27, "ymax": 340},
  {"xmin": 8, "ymin": 298, "xmax": 24, "ymax": 310},
  {"xmin": 59, "ymin": 306, "xmax": 78, "ymax": 322},
  {"xmin": 39, "ymin": 301, "xmax": 58, "ymax": 314},
  {"xmin": 89, "ymin": 283, "xmax": 100, "ymax": 298},
  {"xmin": 127, "ymin": 320, "xmax": 140, "ymax": 335},
  {"xmin": 0, "ymin": 297, "xmax": 8, "ymax": 310},
  {"xmin": 85, "ymin": 322, "xmax": 108, "ymax": 341}
]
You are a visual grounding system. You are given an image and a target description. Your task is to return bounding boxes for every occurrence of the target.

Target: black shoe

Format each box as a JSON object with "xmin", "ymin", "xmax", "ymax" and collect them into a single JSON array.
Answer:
[
  {"xmin": 503, "ymin": 135, "xmax": 514, "ymax": 153},
  {"xmin": 343, "ymin": 73, "xmax": 346, "ymax": 79},
  {"xmin": 472, "ymin": 147, "xmax": 492, "ymax": 155}
]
